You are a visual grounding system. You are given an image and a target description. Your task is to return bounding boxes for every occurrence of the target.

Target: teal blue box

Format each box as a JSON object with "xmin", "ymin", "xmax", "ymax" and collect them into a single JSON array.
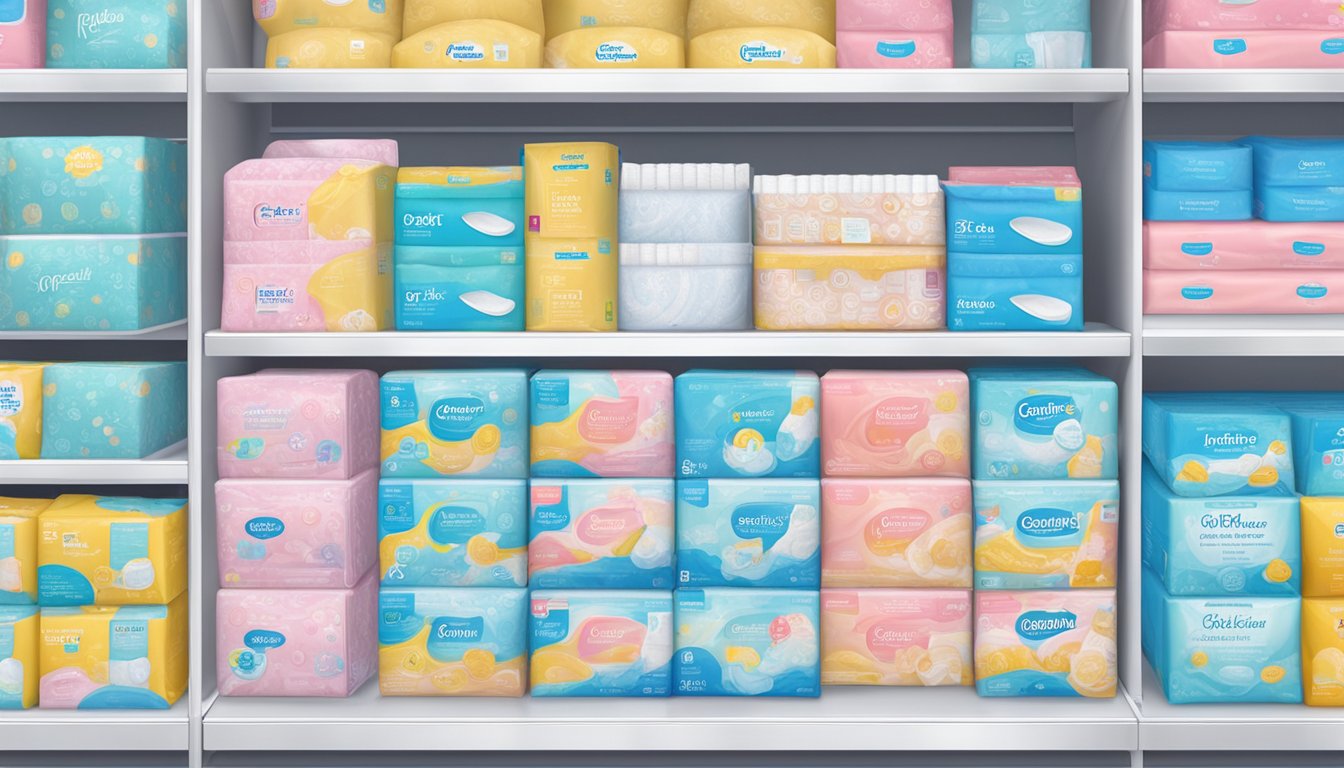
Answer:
[
  {"xmin": 1142, "ymin": 393, "xmax": 1296, "ymax": 497},
  {"xmin": 0, "ymin": 234, "xmax": 186, "ymax": 331},
  {"xmin": 46, "ymin": 0, "xmax": 186, "ymax": 69},
  {"xmin": 40, "ymin": 362, "xmax": 186, "ymax": 459},
  {"xmin": 0, "ymin": 137, "xmax": 187, "ymax": 236}
]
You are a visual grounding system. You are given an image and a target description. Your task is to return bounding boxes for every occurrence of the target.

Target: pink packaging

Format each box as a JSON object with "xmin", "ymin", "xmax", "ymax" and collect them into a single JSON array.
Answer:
[
  {"xmin": 222, "ymin": 157, "xmax": 395, "ymax": 243},
  {"xmin": 262, "ymin": 139, "xmax": 400, "ymax": 167},
  {"xmin": 1144, "ymin": 269, "xmax": 1344, "ymax": 313},
  {"xmin": 0, "ymin": 0, "xmax": 44, "ymax": 68},
  {"xmin": 1144, "ymin": 0, "xmax": 1344, "ymax": 42},
  {"xmin": 215, "ymin": 573, "xmax": 378, "ymax": 697},
  {"xmin": 1144, "ymin": 30, "xmax": 1344, "ymax": 67},
  {"xmin": 216, "ymin": 369, "xmax": 380, "ymax": 480},
  {"xmin": 821, "ymin": 478, "xmax": 973, "ymax": 588},
  {"xmin": 221, "ymin": 239, "xmax": 390, "ymax": 333},
  {"xmin": 530, "ymin": 370, "xmax": 675, "ymax": 479},
  {"xmin": 1144, "ymin": 221, "xmax": 1344, "ymax": 270},
  {"xmin": 215, "ymin": 469, "xmax": 378, "ymax": 589},
  {"xmin": 820, "ymin": 370, "xmax": 970, "ymax": 478},
  {"xmin": 820, "ymin": 588, "xmax": 972, "ymax": 686},
  {"xmin": 837, "ymin": 31, "xmax": 954, "ymax": 68},
  {"xmin": 947, "ymin": 167, "xmax": 1082, "ymax": 187},
  {"xmin": 837, "ymin": 0, "xmax": 954, "ymax": 31}
]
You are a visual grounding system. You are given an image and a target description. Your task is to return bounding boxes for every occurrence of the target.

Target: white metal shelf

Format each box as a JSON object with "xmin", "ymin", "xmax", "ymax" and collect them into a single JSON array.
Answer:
[
  {"xmin": 0, "ymin": 699, "xmax": 189, "ymax": 751},
  {"xmin": 1142, "ymin": 316, "xmax": 1344, "ymax": 357},
  {"xmin": 0, "ymin": 320, "xmax": 188, "ymax": 342},
  {"xmin": 1144, "ymin": 69, "xmax": 1344, "ymax": 102},
  {"xmin": 0, "ymin": 69, "xmax": 188, "ymax": 101},
  {"xmin": 0, "ymin": 443, "xmax": 189, "ymax": 485},
  {"xmin": 203, "ymin": 684, "xmax": 1139, "ymax": 753},
  {"xmin": 206, "ymin": 68, "xmax": 1130, "ymax": 104}
]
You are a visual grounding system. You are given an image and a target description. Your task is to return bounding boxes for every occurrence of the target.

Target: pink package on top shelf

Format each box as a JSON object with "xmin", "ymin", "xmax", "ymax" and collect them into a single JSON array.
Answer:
[
  {"xmin": 262, "ymin": 139, "xmax": 401, "ymax": 167},
  {"xmin": 0, "ymin": 0, "xmax": 44, "ymax": 68},
  {"xmin": 216, "ymin": 369, "xmax": 380, "ymax": 480},
  {"xmin": 222, "ymin": 157, "xmax": 395, "ymax": 242},
  {"xmin": 1143, "ymin": 0, "xmax": 1344, "ymax": 40},
  {"xmin": 821, "ymin": 370, "xmax": 970, "ymax": 478},
  {"xmin": 1144, "ymin": 221, "xmax": 1344, "ymax": 270},
  {"xmin": 836, "ymin": 0, "xmax": 955, "ymax": 68},
  {"xmin": 946, "ymin": 167, "xmax": 1082, "ymax": 187}
]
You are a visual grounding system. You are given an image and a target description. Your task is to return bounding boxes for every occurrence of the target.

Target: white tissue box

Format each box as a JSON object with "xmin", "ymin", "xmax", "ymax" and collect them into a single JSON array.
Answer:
[{"xmin": 618, "ymin": 244, "xmax": 753, "ymax": 332}]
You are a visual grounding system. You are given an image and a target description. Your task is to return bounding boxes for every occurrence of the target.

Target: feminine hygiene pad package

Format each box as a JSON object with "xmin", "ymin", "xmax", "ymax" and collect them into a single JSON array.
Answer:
[
  {"xmin": 1303, "ymin": 498, "xmax": 1344, "ymax": 597},
  {"xmin": 542, "ymin": 0, "xmax": 687, "ymax": 68},
  {"xmin": 40, "ymin": 596, "xmax": 187, "ymax": 709},
  {"xmin": 0, "ymin": 497, "xmax": 50, "ymax": 605},
  {"xmin": 47, "ymin": 0, "xmax": 186, "ymax": 69},
  {"xmin": 41, "ymin": 362, "xmax": 187, "ymax": 460},
  {"xmin": 973, "ymin": 480, "xmax": 1120, "ymax": 590},
  {"xmin": 530, "ymin": 589, "xmax": 674, "ymax": 697},
  {"xmin": 753, "ymin": 175, "xmax": 945, "ymax": 247},
  {"xmin": 377, "ymin": 478, "xmax": 528, "ymax": 588},
  {"xmin": 1142, "ymin": 141, "xmax": 1254, "ymax": 221},
  {"xmin": 378, "ymin": 587, "xmax": 528, "ymax": 697},
  {"xmin": 820, "ymin": 370, "xmax": 970, "ymax": 478},
  {"xmin": 0, "ymin": 605, "xmax": 37, "ymax": 709},
  {"xmin": 674, "ymin": 587, "xmax": 821, "ymax": 697},
  {"xmin": 676, "ymin": 479, "xmax": 821, "ymax": 588},
  {"xmin": 971, "ymin": 0, "xmax": 1092, "ymax": 68},
  {"xmin": 1143, "ymin": 220, "xmax": 1344, "ymax": 270},
  {"xmin": 974, "ymin": 589, "xmax": 1118, "ymax": 698},
  {"xmin": 379, "ymin": 369, "xmax": 528, "ymax": 479},
  {"xmin": 530, "ymin": 370, "xmax": 674, "ymax": 478},
  {"xmin": 821, "ymin": 478, "xmax": 972, "ymax": 588},
  {"xmin": 675, "ymin": 370, "xmax": 820, "ymax": 479},
  {"xmin": 686, "ymin": 0, "xmax": 836, "ymax": 68},
  {"xmin": 1143, "ymin": 393, "xmax": 1296, "ymax": 497},
  {"xmin": 1303, "ymin": 597, "xmax": 1344, "ymax": 705},
  {"xmin": 393, "ymin": 20, "xmax": 543, "ymax": 68},
  {"xmin": 0, "ymin": 362, "xmax": 45, "ymax": 460},
  {"xmin": 528, "ymin": 479, "xmax": 675, "ymax": 589},
  {"xmin": 1249, "ymin": 137, "xmax": 1344, "ymax": 222},
  {"xmin": 1144, "ymin": 269, "xmax": 1344, "ymax": 314},
  {"xmin": 1143, "ymin": 0, "xmax": 1344, "ymax": 68},
  {"xmin": 0, "ymin": 0, "xmax": 44, "ymax": 68},
  {"xmin": 254, "ymin": 0, "xmax": 401, "ymax": 69},
  {"xmin": 836, "ymin": 0, "xmax": 954, "ymax": 69},
  {"xmin": 820, "ymin": 588, "xmax": 972, "ymax": 686}
]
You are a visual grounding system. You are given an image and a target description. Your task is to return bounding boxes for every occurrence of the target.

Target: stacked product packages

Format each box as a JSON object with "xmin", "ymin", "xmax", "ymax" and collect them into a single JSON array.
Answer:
[
  {"xmin": 837, "ymin": 0, "xmax": 954, "ymax": 69},
  {"xmin": 1143, "ymin": 138, "xmax": 1344, "ymax": 314},
  {"xmin": 618, "ymin": 163, "xmax": 753, "ymax": 331},
  {"xmin": 395, "ymin": 0, "xmax": 545, "ymax": 68},
  {"xmin": 686, "ymin": 0, "xmax": 836, "ymax": 68},
  {"xmin": 0, "ymin": 137, "xmax": 188, "ymax": 332},
  {"xmin": 970, "ymin": 369, "xmax": 1121, "ymax": 698},
  {"xmin": 0, "ymin": 0, "xmax": 186, "ymax": 69},
  {"xmin": 971, "ymin": 0, "xmax": 1091, "ymax": 68},
  {"xmin": 543, "ymin": 0, "xmax": 687, "ymax": 68},
  {"xmin": 0, "ymin": 0, "xmax": 44, "ymax": 68},
  {"xmin": 752, "ymin": 174, "xmax": 947, "ymax": 331},
  {"xmin": 944, "ymin": 167, "xmax": 1085, "ymax": 331},
  {"xmin": 255, "ymin": 0, "xmax": 403, "ymax": 68},
  {"xmin": 215, "ymin": 370, "xmax": 381, "ymax": 697},
  {"xmin": 1144, "ymin": 0, "xmax": 1344, "ymax": 68},
  {"xmin": 818, "ymin": 371, "xmax": 974, "ymax": 688}
]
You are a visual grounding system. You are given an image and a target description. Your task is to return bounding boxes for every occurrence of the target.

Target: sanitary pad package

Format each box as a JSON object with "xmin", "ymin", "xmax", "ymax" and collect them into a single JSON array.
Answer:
[
  {"xmin": 39, "ymin": 596, "xmax": 187, "ymax": 709},
  {"xmin": 40, "ymin": 361, "xmax": 186, "ymax": 460},
  {"xmin": 836, "ymin": 0, "xmax": 954, "ymax": 68},
  {"xmin": 546, "ymin": 0, "xmax": 686, "ymax": 38},
  {"xmin": 821, "ymin": 478, "xmax": 972, "ymax": 589},
  {"xmin": 820, "ymin": 588, "xmax": 972, "ymax": 686},
  {"xmin": 753, "ymin": 175, "xmax": 945, "ymax": 247},
  {"xmin": 971, "ymin": 0, "xmax": 1092, "ymax": 68},
  {"xmin": 263, "ymin": 139, "xmax": 400, "ymax": 167},
  {"xmin": 674, "ymin": 587, "xmax": 821, "ymax": 697},
  {"xmin": 1268, "ymin": 395, "xmax": 1344, "ymax": 496},
  {"xmin": 1255, "ymin": 185, "xmax": 1344, "ymax": 222},
  {"xmin": 529, "ymin": 479, "xmax": 675, "ymax": 589},
  {"xmin": 0, "ymin": 605, "xmax": 37, "ymax": 709},
  {"xmin": 1145, "ymin": 29, "xmax": 1344, "ymax": 68},
  {"xmin": 1143, "ymin": 220, "xmax": 1344, "ymax": 270},
  {"xmin": 676, "ymin": 479, "xmax": 821, "ymax": 588},
  {"xmin": 1142, "ymin": 393, "xmax": 1295, "ymax": 496},
  {"xmin": 974, "ymin": 589, "xmax": 1117, "ymax": 698},
  {"xmin": 0, "ymin": 362, "xmax": 44, "ymax": 460},
  {"xmin": 395, "ymin": 167, "xmax": 524, "ymax": 248},
  {"xmin": 621, "ymin": 163, "xmax": 752, "ymax": 244},
  {"xmin": 0, "ymin": 0, "xmax": 44, "ymax": 68},
  {"xmin": 216, "ymin": 470, "xmax": 378, "ymax": 589},
  {"xmin": 216, "ymin": 574, "xmax": 378, "ymax": 697},
  {"xmin": 253, "ymin": 0, "xmax": 405, "ymax": 37},
  {"xmin": 378, "ymin": 478, "xmax": 528, "ymax": 589},
  {"xmin": 546, "ymin": 27, "xmax": 686, "ymax": 67},
  {"xmin": 688, "ymin": 0, "xmax": 834, "ymax": 40},
  {"xmin": 1303, "ymin": 597, "xmax": 1344, "ymax": 706},
  {"xmin": 1144, "ymin": 141, "xmax": 1253, "ymax": 192},
  {"xmin": 688, "ymin": 27, "xmax": 837, "ymax": 67},
  {"xmin": 530, "ymin": 370, "xmax": 674, "ymax": 478},
  {"xmin": 379, "ymin": 369, "xmax": 528, "ymax": 479},
  {"xmin": 1302, "ymin": 497, "xmax": 1344, "ymax": 597},
  {"xmin": 217, "ymin": 369, "xmax": 380, "ymax": 480},
  {"xmin": 820, "ymin": 370, "xmax": 970, "ymax": 478},
  {"xmin": 1144, "ymin": 187, "xmax": 1254, "ymax": 222},
  {"xmin": 973, "ymin": 480, "xmax": 1120, "ymax": 590},
  {"xmin": 1144, "ymin": 269, "xmax": 1344, "ymax": 314},
  {"xmin": 378, "ymin": 587, "xmax": 528, "ymax": 697},
  {"xmin": 265, "ymin": 28, "xmax": 397, "ymax": 68},
  {"xmin": 0, "ymin": 497, "xmax": 49, "ymax": 605},
  {"xmin": 393, "ymin": 20, "xmax": 543, "ymax": 68},
  {"xmin": 970, "ymin": 368, "xmax": 1119, "ymax": 481},
  {"xmin": 1249, "ymin": 136, "xmax": 1344, "ymax": 221},
  {"xmin": 404, "ymin": 0, "xmax": 544, "ymax": 37},
  {"xmin": 530, "ymin": 590, "xmax": 674, "ymax": 697},
  {"xmin": 47, "ymin": 0, "xmax": 186, "ymax": 69},
  {"xmin": 618, "ymin": 243, "xmax": 753, "ymax": 332},
  {"xmin": 674, "ymin": 370, "xmax": 820, "ymax": 479},
  {"xmin": 755, "ymin": 245, "xmax": 947, "ymax": 331}
]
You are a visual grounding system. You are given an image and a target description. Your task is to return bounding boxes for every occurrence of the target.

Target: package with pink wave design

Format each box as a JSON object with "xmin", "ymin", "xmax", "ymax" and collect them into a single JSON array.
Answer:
[
  {"xmin": 222, "ymin": 157, "xmax": 395, "ymax": 243},
  {"xmin": 529, "ymin": 479, "xmax": 675, "ymax": 589},
  {"xmin": 822, "ymin": 478, "xmax": 973, "ymax": 588},
  {"xmin": 1145, "ymin": 29, "xmax": 1344, "ymax": 67},
  {"xmin": 0, "ymin": 0, "xmax": 44, "ymax": 68},
  {"xmin": 1144, "ymin": 269, "xmax": 1344, "ymax": 313},
  {"xmin": 1144, "ymin": 221, "xmax": 1344, "ymax": 270},
  {"xmin": 215, "ymin": 469, "xmax": 378, "ymax": 589},
  {"xmin": 221, "ymin": 239, "xmax": 388, "ymax": 332},
  {"xmin": 1144, "ymin": 0, "xmax": 1344, "ymax": 41},
  {"xmin": 262, "ymin": 139, "xmax": 400, "ymax": 167},
  {"xmin": 820, "ymin": 588, "xmax": 972, "ymax": 686},
  {"xmin": 837, "ymin": 0, "xmax": 954, "ymax": 68},
  {"xmin": 530, "ymin": 370, "xmax": 674, "ymax": 479},
  {"xmin": 216, "ymin": 369, "xmax": 380, "ymax": 480},
  {"xmin": 215, "ymin": 573, "xmax": 378, "ymax": 697},
  {"xmin": 821, "ymin": 370, "xmax": 970, "ymax": 478}
]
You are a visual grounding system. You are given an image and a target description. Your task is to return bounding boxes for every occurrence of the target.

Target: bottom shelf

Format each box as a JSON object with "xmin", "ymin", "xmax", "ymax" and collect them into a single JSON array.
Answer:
[{"xmin": 0, "ymin": 697, "xmax": 189, "ymax": 751}]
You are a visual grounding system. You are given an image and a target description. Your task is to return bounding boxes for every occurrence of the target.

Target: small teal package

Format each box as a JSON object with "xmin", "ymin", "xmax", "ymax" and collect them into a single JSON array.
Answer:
[
  {"xmin": 393, "ymin": 246, "xmax": 523, "ymax": 332},
  {"xmin": 379, "ymin": 370, "xmax": 529, "ymax": 479},
  {"xmin": 676, "ymin": 479, "xmax": 820, "ymax": 588},
  {"xmin": 529, "ymin": 590, "xmax": 674, "ymax": 698},
  {"xmin": 377, "ymin": 587, "xmax": 528, "ymax": 697},
  {"xmin": 948, "ymin": 252, "xmax": 1083, "ymax": 331},
  {"xmin": 1254, "ymin": 184, "xmax": 1344, "ymax": 222},
  {"xmin": 945, "ymin": 184, "xmax": 1083, "ymax": 255},
  {"xmin": 528, "ymin": 478, "xmax": 675, "ymax": 589},
  {"xmin": 1142, "ymin": 393, "xmax": 1295, "ymax": 497},
  {"xmin": 377, "ymin": 479, "xmax": 527, "ymax": 588},
  {"xmin": 971, "ymin": 0, "xmax": 1091, "ymax": 68},
  {"xmin": 40, "ymin": 362, "xmax": 186, "ymax": 459},
  {"xmin": 1246, "ymin": 137, "xmax": 1344, "ymax": 187},
  {"xmin": 674, "ymin": 370, "xmax": 820, "ymax": 479},
  {"xmin": 973, "ymin": 479, "xmax": 1120, "ymax": 590},
  {"xmin": 46, "ymin": 1, "xmax": 186, "ymax": 69},
  {"xmin": 1143, "ymin": 141, "xmax": 1253, "ymax": 192},
  {"xmin": 394, "ymin": 167, "xmax": 524, "ymax": 248},
  {"xmin": 674, "ymin": 588, "xmax": 820, "ymax": 697}
]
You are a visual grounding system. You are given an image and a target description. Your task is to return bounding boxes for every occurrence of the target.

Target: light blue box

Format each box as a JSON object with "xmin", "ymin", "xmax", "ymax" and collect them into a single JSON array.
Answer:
[
  {"xmin": 0, "ymin": 137, "xmax": 187, "ymax": 236},
  {"xmin": 394, "ymin": 168, "xmax": 524, "ymax": 248},
  {"xmin": 970, "ymin": 368, "xmax": 1119, "ymax": 481},
  {"xmin": 393, "ymin": 246, "xmax": 523, "ymax": 332},
  {"xmin": 1142, "ymin": 393, "xmax": 1295, "ymax": 497},
  {"xmin": 948, "ymin": 252, "xmax": 1083, "ymax": 332},
  {"xmin": 376, "ymin": 587, "xmax": 528, "ymax": 696},
  {"xmin": 1246, "ymin": 136, "xmax": 1344, "ymax": 187},
  {"xmin": 971, "ymin": 1, "xmax": 1091, "ymax": 68},
  {"xmin": 674, "ymin": 370, "xmax": 820, "ymax": 479},
  {"xmin": 972, "ymin": 479, "xmax": 1120, "ymax": 590},
  {"xmin": 674, "ymin": 588, "xmax": 820, "ymax": 698},
  {"xmin": 0, "ymin": 234, "xmax": 185, "ymax": 331},
  {"xmin": 1254, "ymin": 184, "xmax": 1344, "ymax": 222},
  {"xmin": 1143, "ymin": 141, "xmax": 1253, "ymax": 192},
  {"xmin": 945, "ymin": 183, "xmax": 1083, "ymax": 255},
  {"xmin": 676, "ymin": 479, "xmax": 820, "ymax": 588},
  {"xmin": 1143, "ymin": 182, "xmax": 1254, "ymax": 221},
  {"xmin": 379, "ymin": 370, "xmax": 529, "ymax": 479},
  {"xmin": 377, "ymin": 479, "xmax": 527, "ymax": 588},
  {"xmin": 1143, "ymin": 568, "xmax": 1301, "ymax": 704},
  {"xmin": 528, "ymin": 478, "xmax": 675, "ymax": 590},
  {"xmin": 1269, "ymin": 394, "xmax": 1344, "ymax": 496},
  {"xmin": 40, "ymin": 362, "xmax": 186, "ymax": 459},
  {"xmin": 529, "ymin": 590, "xmax": 673, "ymax": 698},
  {"xmin": 46, "ymin": 0, "xmax": 186, "ymax": 69}
]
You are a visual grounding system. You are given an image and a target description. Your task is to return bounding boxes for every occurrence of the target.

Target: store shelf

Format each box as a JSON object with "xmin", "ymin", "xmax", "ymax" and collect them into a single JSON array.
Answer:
[
  {"xmin": 205, "ymin": 324, "xmax": 1132, "ymax": 359},
  {"xmin": 1144, "ymin": 69, "xmax": 1344, "ymax": 102},
  {"xmin": 206, "ymin": 69, "xmax": 1130, "ymax": 104},
  {"xmin": 0, "ymin": 69, "xmax": 188, "ymax": 101},
  {"xmin": 1142, "ymin": 316, "xmax": 1344, "ymax": 357},
  {"xmin": 0, "ymin": 699, "xmax": 189, "ymax": 751},
  {"xmin": 0, "ymin": 442, "xmax": 189, "ymax": 485},
  {"xmin": 0, "ymin": 320, "xmax": 188, "ymax": 342},
  {"xmin": 204, "ymin": 684, "xmax": 1139, "ymax": 753}
]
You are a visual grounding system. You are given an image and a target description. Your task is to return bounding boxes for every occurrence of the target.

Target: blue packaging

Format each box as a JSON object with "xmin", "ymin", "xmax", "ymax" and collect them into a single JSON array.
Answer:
[
  {"xmin": 46, "ymin": 1, "xmax": 186, "ymax": 69},
  {"xmin": 394, "ymin": 167, "xmax": 525, "ymax": 248},
  {"xmin": 528, "ymin": 478, "xmax": 675, "ymax": 590},
  {"xmin": 948, "ymin": 253, "xmax": 1083, "ymax": 331},
  {"xmin": 1141, "ymin": 461, "xmax": 1300, "ymax": 597},
  {"xmin": 972, "ymin": 479, "xmax": 1120, "ymax": 590},
  {"xmin": 676, "ymin": 479, "xmax": 820, "ymax": 588},
  {"xmin": 1246, "ymin": 136, "xmax": 1344, "ymax": 187},
  {"xmin": 674, "ymin": 370, "xmax": 820, "ymax": 479},
  {"xmin": 674, "ymin": 588, "xmax": 820, "ymax": 697},
  {"xmin": 377, "ymin": 479, "xmax": 527, "ymax": 588},
  {"xmin": 379, "ymin": 370, "xmax": 529, "ymax": 479},
  {"xmin": 1268, "ymin": 394, "xmax": 1344, "ymax": 496},
  {"xmin": 1142, "ymin": 393, "xmax": 1295, "ymax": 497},
  {"xmin": 1143, "ymin": 182, "xmax": 1254, "ymax": 221},
  {"xmin": 945, "ymin": 184, "xmax": 1083, "ymax": 255},
  {"xmin": 1254, "ymin": 184, "xmax": 1344, "ymax": 222},
  {"xmin": 1143, "ymin": 141, "xmax": 1253, "ymax": 192},
  {"xmin": 970, "ymin": 368, "xmax": 1119, "ymax": 481},
  {"xmin": 40, "ymin": 362, "xmax": 186, "ymax": 459},
  {"xmin": 971, "ymin": 0, "xmax": 1091, "ymax": 68},
  {"xmin": 529, "ymin": 590, "xmax": 674, "ymax": 698},
  {"xmin": 377, "ymin": 587, "xmax": 528, "ymax": 697},
  {"xmin": 393, "ymin": 246, "xmax": 524, "ymax": 332}
]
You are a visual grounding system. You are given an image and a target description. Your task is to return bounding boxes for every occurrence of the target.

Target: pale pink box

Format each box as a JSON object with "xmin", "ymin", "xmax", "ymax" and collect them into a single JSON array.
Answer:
[
  {"xmin": 1144, "ymin": 221, "xmax": 1344, "ymax": 270},
  {"xmin": 821, "ymin": 370, "xmax": 970, "ymax": 478},
  {"xmin": 221, "ymin": 238, "xmax": 388, "ymax": 333},
  {"xmin": 222, "ymin": 157, "xmax": 395, "ymax": 243},
  {"xmin": 215, "ymin": 573, "xmax": 378, "ymax": 697},
  {"xmin": 262, "ymin": 139, "xmax": 400, "ymax": 167},
  {"xmin": 215, "ymin": 469, "xmax": 378, "ymax": 589},
  {"xmin": 822, "ymin": 478, "xmax": 973, "ymax": 588},
  {"xmin": 1144, "ymin": 0, "xmax": 1344, "ymax": 42},
  {"xmin": 216, "ymin": 369, "xmax": 380, "ymax": 480},
  {"xmin": 836, "ymin": 0, "xmax": 954, "ymax": 69},
  {"xmin": 1145, "ymin": 30, "xmax": 1344, "ymax": 67},
  {"xmin": 1144, "ymin": 269, "xmax": 1344, "ymax": 313},
  {"xmin": 821, "ymin": 588, "xmax": 972, "ymax": 686},
  {"xmin": 0, "ymin": 0, "xmax": 44, "ymax": 68},
  {"xmin": 947, "ymin": 167, "xmax": 1081, "ymax": 187}
]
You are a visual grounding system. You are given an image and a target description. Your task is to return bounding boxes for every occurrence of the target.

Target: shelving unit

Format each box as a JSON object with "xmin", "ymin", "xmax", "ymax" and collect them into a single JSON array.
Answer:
[
  {"xmin": 1143, "ymin": 69, "xmax": 1344, "ymax": 102},
  {"xmin": 1143, "ymin": 316, "xmax": 1344, "ymax": 357},
  {"xmin": 0, "ymin": 443, "xmax": 189, "ymax": 485},
  {"xmin": 0, "ymin": 69, "xmax": 188, "ymax": 101},
  {"xmin": 0, "ymin": 702, "xmax": 190, "ymax": 752}
]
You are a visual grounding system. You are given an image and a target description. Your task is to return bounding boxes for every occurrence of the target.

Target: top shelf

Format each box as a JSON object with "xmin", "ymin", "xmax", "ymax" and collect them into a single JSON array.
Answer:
[
  {"xmin": 0, "ymin": 69, "xmax": 188, "ymax": 101},
  {"xmin": 1144, "ymin": 69, "xmax": 1344, "ymax": 102}
]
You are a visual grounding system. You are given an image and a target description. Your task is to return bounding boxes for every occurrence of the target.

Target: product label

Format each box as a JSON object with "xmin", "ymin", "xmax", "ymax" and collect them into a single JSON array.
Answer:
[
  {"xmin": 447, "ymin": 41, "xmax": 485, "ymax": 61},
  {"xmin": 875, "ymin": 40, "xmax": 916, "ymax": 59},
  {"xmin": 255, "ymin": 284, "xmax": 296, "ymax": 314},
  {"xmin": 244, "ymin": 517, "xmax": 285, "ymax": 541},
  {"xmin": 1015, "ymin": 507, "xmax": 1081, "ymax": 539},
  {"xmin": 864, "ymin": 509, "xmax": 931, "ymax": 551},
  {"xmin": 428, "ymin": 506, "xmax": 486, "ymax": 546},
  {"xmin": 428, "ymin": 397, "xmax": 488, "ymax": 442},
  {"xmin": 730, "ymin": 502, "xmax": 793, "ymax": 550},
  {"xmin": 35, "ymin": 268, "xmax": 92, "ymax": 294},
  {"xmin": 739, "ymin": 41, "xmax": 785, "ymax": 63},
  {"xmin": 254, "ymin": 204, "xmax": 305, "ymax": 228},
  {"xmin": 866, "ymin": 620, "xmax": 927, "ymax": 662},
  {"xmin": 0, "ymin": 379, "xmax": 22, "ymax": 417},
  {"xmin": 865, "ymin": 397, "xmax": 930, "ymax": 449},
  {"xmin": 1015, "ymin": 610, "xmax": 1077, "ymax": 642},
  {"xmin": 1014, "ymin": 395, "xmax": 1080, "ymax": 436},
  {"xmin": 64, "ymin": 146, "xmax": 104, "ymax": 180},
  {"xmin": 595, "ymin": 41, "xmax": 638, "ymax": 63},
  {"xmin": 577, "ymin": 398, "xmax": 639, "ymax": 445}
]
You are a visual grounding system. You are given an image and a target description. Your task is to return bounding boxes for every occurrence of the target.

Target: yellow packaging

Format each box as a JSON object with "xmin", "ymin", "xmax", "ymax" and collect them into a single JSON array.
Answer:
[
  {"xmin": 544, "ymin": 0, "xmax": 688, "ymax": 39},
  {"xmin": 0, "ymin": 498, "xmax": 52, "ymax": 606},
  {"xmin": 393, "ymin": 20, "xmax": 543, "ymax": 68},
  {"xmin": 525, "ymin": 238, "xmax": 617, "ymax": 332},
  {"xmin": 544, "ymin": 27, "xmax": 685, "ymax": 68},
  {"xmin": 0, "ymin": 605, "xmax": 38, "ymax": 709},
  {"xmin": 403, "ymin": 0, "xmax": 544, "ymax": 37},
  {"xmin": 523, "ymin": 142, "xmax": 619, "ymax": 239},
  {"xmin": 689, "ymin": 27, "xmax": 836, "ymax": 68},
  {"xmin": 37, "ymin": 495, "xmax": 187, "ymax": 607},
  {"xmin": 1304, "ymin": 598, "xmax": 1344, "ymax": 706},
  {"xmin": 254, "ymin": 0, "xmax": 405, "ymax": 38},
  {"xmin": 38, "ymin": 594, "xmax": 187, "ymax": 709},
  {"xmin": 0, "ymin": 363, "xmax": 46, "ymax": 460},
  {"xmin": 265, "ymin": 28, "xmax": 397, "ymax": 68},
  {"xmin": 687, "ymin": 0, "xmax": 836, "ymax": 42},
  {"xmin": 1304, "ymin": 498, "xmax": 1344, "ymax": 598}
]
